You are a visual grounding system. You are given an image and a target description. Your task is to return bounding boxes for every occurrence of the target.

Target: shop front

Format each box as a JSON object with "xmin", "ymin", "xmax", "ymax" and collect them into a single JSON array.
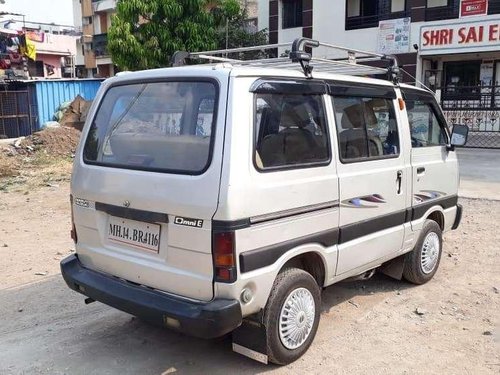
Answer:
[{"xmin": 418, "ymin": 16, "xmax": 500, "ymax": 148}]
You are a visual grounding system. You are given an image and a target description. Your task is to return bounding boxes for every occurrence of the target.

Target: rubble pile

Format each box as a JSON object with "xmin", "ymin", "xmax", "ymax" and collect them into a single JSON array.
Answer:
[{"xmin": 0, "ymin": 127, "xmax": 81, "ymax": 178}]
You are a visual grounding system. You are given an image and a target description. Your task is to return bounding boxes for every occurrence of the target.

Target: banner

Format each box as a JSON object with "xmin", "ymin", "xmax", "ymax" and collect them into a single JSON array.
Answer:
[
  {"xmin": 377, "ymin": 18, "xmax": 411, "ymax": 54},
  {"xmin": 25, "ymin": 31, "xmax": 45, "ymax": 43}
]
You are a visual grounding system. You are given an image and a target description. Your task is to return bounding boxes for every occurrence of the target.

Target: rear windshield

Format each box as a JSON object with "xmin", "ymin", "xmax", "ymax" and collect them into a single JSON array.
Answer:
[{"xmin": 83, "ymin": 80, "xmax": 218, "ymax": 174}]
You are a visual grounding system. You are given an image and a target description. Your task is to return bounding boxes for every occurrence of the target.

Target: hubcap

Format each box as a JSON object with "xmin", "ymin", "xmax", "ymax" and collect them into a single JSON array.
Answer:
[
  {"xmin": 278, "ymin": 287, "xmax": 316, "ymax": 350},
  {"xmin": 421, "ymin": 232, "xmax": 440, "ymax": 274}
]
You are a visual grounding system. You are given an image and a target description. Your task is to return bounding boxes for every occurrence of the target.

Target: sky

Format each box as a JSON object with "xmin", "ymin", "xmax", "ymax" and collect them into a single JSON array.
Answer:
[{"xmin": 2, "ymin": 0, "xmax": 74, "ymax": 27}]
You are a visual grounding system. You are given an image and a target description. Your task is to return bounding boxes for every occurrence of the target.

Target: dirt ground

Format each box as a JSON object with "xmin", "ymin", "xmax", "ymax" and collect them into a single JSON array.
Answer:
[{"xmin": 0, "ymin": 170, "xmax": 499, "ymax": 374}]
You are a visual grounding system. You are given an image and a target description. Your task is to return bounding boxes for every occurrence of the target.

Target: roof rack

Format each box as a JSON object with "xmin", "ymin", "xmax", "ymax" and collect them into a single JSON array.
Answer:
[{"xmin": 171, "ymin": 37, "xmax": 400, "ymax": 83}]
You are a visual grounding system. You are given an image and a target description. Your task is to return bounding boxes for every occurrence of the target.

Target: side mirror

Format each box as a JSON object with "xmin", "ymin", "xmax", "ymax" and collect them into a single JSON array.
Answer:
[{"xmin": 448, "ymin": 124, "xmax": 469, "ymax": 150}]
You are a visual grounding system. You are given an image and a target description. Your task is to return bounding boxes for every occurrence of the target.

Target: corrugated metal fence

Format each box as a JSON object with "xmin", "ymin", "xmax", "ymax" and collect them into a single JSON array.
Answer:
[
  {"xmin": 0, "ymin": 79, "xmax": 103, "ymax": 139},
  {"xmin": 34, "ymin": 79, "xmax": 103, "ymax": 128}
]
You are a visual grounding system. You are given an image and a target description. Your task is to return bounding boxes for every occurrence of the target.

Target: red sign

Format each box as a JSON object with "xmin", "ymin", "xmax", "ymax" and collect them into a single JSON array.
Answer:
[
  {"xmin": 460, "ymin": 0, "xmax": 488, "ymax": 17},
  {"xmin": 420, "ymin": 18, "xmax": 500, "ymax": 55}
]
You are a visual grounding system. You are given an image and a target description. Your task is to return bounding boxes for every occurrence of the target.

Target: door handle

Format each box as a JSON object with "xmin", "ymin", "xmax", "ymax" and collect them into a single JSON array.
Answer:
[
  {"xmin": 396, "ymin": 170, "xmax": 403, "ymax": 194},
  {"xmin": 417, "ymin": 167, "xmax": 426, "ymax": 175}
]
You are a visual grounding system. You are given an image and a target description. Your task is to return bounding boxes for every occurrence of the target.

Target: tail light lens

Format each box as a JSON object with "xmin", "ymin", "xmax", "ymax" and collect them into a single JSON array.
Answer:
[
  {"xmin": 70, "ymin": 195, "xmax": 77, "ymax": 243},
  {"xmin": 213, "ymin": 231, "xmax": 236, "ymax": 283}
]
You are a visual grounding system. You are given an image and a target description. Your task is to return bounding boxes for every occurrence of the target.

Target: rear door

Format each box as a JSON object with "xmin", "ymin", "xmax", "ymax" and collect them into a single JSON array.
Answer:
[
  {"xmin": 330, "ymin": 82, "xmax": 409, "ymax": 275},
  {"xmin": 71, "ymin": 70, "xmax": 230, "ymax": 302},
  {"xmin": 401, "ymin": 88, "xmax": 458, "ymax": 223}
]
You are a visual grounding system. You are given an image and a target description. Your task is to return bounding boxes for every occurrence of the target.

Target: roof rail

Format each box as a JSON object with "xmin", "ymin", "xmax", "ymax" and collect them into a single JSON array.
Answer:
[{"xmin": 171, "ymin": 38, "xmax": 400, "ymax": 83}]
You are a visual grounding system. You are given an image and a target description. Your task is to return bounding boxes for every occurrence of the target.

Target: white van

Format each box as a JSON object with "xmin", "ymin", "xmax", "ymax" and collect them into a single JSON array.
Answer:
[{"xmin": 61, "ymin": 38, "xmax": 468, "ymax": 365}]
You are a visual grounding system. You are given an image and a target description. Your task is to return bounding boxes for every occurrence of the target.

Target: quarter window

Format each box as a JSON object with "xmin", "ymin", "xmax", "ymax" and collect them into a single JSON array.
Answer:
[
  {"xmin": 406, "ymin": 100, "xmax": 448, "ymax": 147},
  {"xmin": 332, "ymin": 96, "xmax": 400, "ymax": 161},
  {"xmin": 255, "ymin": 93, "xmax": 329, "ymax": 169}
]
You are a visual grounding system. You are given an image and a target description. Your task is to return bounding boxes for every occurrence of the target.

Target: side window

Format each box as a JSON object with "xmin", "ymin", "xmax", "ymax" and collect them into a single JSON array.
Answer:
[
  {"xmin": 406, "ymin": 100, "xmax": 447, "ymax": 147},
  {"xmin": 254, "ymin": 93, "xmax": 329, "ymax": 169},
  {"xmin": 332, "ymin": 96, "xmax": 400, "ymax": 162}
]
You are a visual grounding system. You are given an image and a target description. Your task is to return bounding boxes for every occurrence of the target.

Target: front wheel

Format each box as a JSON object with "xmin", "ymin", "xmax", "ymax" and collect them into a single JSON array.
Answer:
[
  {"xmin": 403, "ymin": 219, "xmax": 443, "ymax": 284},
  {"xmin": 263, "ymin": 268, "xmax": 321, "ymax": 365}
]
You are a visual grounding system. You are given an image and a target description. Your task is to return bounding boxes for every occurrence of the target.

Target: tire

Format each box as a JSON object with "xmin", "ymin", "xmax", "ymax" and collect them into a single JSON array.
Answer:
[
  {"xmin": 263, "ymin": 268, "xmax": 321, "ymax": 365},
  {"xmin": 403, "ymin": 219, "xmax": 443, "ymax": 285}
]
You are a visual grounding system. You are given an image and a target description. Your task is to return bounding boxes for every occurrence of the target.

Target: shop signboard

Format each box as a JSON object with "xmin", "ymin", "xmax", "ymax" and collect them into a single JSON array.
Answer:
[
  {"xmin": 377, "ymin": 18, "xmax": 411, "ymax": 54},
  {"xmin": 420, "ymin": 18, "xmax": 500, "ymax": 55},
  {"xmin": 460, "ymin": 0, "xmax": 488, "ymax": 18}
]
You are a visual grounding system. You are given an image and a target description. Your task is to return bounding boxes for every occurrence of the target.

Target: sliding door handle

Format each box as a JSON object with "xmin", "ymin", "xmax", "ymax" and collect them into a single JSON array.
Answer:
[
  {"xmin": 396, "ymin": 170, "xmax": 403, "ymax": 194},
  {"xmin": 417, "ymin": 167, "xmax": 426, "ymax": 175}
]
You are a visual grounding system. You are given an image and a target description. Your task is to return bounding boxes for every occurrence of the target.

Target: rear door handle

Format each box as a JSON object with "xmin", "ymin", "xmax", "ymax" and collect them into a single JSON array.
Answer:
[{"xmin": 417, "ymin": 167, "xmax": 425, "ymax": 175}]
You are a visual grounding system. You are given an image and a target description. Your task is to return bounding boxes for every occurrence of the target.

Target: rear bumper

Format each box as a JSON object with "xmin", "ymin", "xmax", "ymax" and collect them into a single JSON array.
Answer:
[
  {"xmin": 452, "ymin": 204, "xmax": 463, "ymax": 230},
  {"xmin": 60, "ymin": 255, "xmax": 242, "ymax": 339}
]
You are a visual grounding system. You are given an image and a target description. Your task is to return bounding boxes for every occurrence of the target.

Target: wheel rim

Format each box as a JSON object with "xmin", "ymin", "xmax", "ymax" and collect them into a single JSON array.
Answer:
[
  {"xmin": 278, "ymin": 287, "xmax": 316, "ymax": 350},
  {"xmin": 421, "ymin": 232, "xmax": 440, "ymax": 274}
]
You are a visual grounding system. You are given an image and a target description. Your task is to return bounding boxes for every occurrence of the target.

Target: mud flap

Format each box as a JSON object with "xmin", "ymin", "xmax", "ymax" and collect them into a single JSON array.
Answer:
[
  {"xmin": 379, "ymin": 254, "xmax": 405, "ymax": 280},
  {"xmin": 232, "ymin": 319, "xmax": 268, "ymax": 364}
]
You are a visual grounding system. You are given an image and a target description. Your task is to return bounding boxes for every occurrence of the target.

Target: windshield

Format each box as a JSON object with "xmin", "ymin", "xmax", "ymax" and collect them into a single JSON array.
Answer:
[{"xmin": 83, "ymin": 80, "xmax": 218, "ymax": 174}]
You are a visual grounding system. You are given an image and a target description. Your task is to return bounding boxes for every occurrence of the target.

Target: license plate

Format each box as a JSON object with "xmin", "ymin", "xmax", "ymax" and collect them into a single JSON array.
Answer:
[{"xmin": 107, "ymin": 216, "xmax": 161, "ymax": 253}]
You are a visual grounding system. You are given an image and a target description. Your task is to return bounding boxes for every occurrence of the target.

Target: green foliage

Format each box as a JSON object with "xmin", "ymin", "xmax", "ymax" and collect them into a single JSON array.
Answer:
[
  {"xmin": 108, "ymin": 0, "xmax": 241, "ymax": 70},
  {"xmin": 216, "ymin": 8, "xmax": 268, "ymax": 59}
]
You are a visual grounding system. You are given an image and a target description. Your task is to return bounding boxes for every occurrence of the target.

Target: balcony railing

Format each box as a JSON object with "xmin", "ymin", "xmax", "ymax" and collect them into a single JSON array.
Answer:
[
  {"xmin": 92, "ymin": 0, "xmax": 117, "ymax": 13},
  {"xmin": 346, "ymin": 14, "xmax": 379, "ymax": 30},
  {"xmin": 440, "ymin": 84, "xmax": 500, "ymax": 110},
  {"xmin": 380, "ymin": 10, "xmax": 411, "ymax": 20},
  {"xmin": 346, "ymin": 10, "xmax": 410, "ymax": 30},
  {"xmin": 93, "ymin": 33, "xmax": 109, "ymax": 57}
]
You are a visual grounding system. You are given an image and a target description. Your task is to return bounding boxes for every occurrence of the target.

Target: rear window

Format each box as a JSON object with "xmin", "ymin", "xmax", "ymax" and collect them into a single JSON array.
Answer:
[{"xmin": 83, "ymin": 80, "xmax": 218, "ymax": 174}]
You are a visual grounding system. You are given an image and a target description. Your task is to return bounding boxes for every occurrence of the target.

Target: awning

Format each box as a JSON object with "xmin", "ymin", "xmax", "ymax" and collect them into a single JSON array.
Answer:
[{"xmin": 0, "ymin": 28, "xmax": 18, "ymax": 36}]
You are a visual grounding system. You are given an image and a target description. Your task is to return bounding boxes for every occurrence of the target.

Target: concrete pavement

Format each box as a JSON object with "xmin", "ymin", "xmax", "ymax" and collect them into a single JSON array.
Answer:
[{"xmin": 457, "ymin": 148, "xmax": 500, "ymax": 200}]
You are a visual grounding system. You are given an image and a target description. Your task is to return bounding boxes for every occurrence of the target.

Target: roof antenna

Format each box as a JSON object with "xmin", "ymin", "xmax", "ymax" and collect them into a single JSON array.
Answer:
[{"xmin": 289, "ymin": 38, "xmax": 320, "ymax": 79}]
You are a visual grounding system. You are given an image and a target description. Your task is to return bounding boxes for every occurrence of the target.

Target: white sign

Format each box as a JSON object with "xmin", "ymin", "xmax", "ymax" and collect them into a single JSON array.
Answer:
[
  {"xmin": 420, "ymin": 18, "xmax": 500, "ymax": 55},
  {"xmin": 480, "ymin": 61, "xmax": 494, "ymax": 84},
  {"xmin": 377, "ymin": 18, "xmax": 411, "ymax": 54}
]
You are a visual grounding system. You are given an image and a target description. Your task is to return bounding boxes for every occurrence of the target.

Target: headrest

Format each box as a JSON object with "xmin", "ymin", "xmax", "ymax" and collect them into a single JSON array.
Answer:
[
  {"xmin": 342, "ymin": 102, "xmax": 378, "ymax": 129},
  {"xmin": 280, "ymin": 103, "xmax": 310, "ymax": 128},
  {"xmin": 343, "ymin": 103, "xmax": 364, "ymax": 129}
]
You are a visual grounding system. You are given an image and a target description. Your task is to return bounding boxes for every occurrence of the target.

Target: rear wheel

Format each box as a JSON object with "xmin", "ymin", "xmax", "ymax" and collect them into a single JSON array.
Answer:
[
  {"xmin": 263, "ymin": 268, "xmax": 321, "ymax": 365},
  {"xmin": 403, "ymin": 219, "xmax": 443, "ymax": 284}
]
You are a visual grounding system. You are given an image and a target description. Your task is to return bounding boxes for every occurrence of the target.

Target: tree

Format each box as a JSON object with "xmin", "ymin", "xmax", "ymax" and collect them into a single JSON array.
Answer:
[
  {"xmin": 216, "ymin": 7, "xmax": 268, "ymax": 59},
  {"xmin": 108, "ymin": 0, "xmax": 241, "ymax": 71}
]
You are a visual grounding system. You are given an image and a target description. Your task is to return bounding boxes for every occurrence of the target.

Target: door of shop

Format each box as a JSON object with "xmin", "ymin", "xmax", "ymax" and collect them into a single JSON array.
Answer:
[
  {"xmin": 440, "ymin": 60, "xmax": 500, "ymax": 149},
  {"xmin": 0, "ymin": 90, "xmax": 35, "ymax": 138}
]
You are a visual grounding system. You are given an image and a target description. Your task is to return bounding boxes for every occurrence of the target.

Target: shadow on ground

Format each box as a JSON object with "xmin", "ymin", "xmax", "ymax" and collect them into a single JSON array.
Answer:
[{"xmin": 0, "ymin": 272, "xmax": 411, "ymax": 375}]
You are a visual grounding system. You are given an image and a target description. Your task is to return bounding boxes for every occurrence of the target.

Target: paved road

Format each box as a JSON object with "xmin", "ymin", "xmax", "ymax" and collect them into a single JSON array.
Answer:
[
  {"xmin": 457, "ymin": 148, "xmax": 500, "ymax": 183},
  {"xmin": 457, "ymin": 148, "xmax": 500, "ymax": 200},
  {"xmin": 1, "ymin": 196, "xmax": 499, "ymax": 374}
]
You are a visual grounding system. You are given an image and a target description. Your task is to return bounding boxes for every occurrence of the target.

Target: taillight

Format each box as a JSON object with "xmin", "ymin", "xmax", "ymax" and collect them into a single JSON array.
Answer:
[
  {"xmin": 70, "ymin": 195, "xmax": 77, "ymax": 243},
  {"xmin": 213, "ymin": 231, "xmax": 236, "ymax": 283}
]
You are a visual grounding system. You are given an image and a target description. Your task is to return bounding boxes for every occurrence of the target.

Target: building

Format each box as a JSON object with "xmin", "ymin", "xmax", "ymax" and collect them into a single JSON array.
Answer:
[
  {"xmin": 75, "ymin": 0, "xmax": 117, "ymax": 78},
  {"xmin": 72, "ymin": 0, "xmax": 86, "ymax": 78},
  {"xmin": 74, "ymin": 0, "xmax": 261, "ymax": 78},
  {"xmin": 258, "ymin": 0, "xmax": 500, "ymax": 148},
  {"xmin": 0, "ymin": 19, "xmax": 78, "ymax": 79}
]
